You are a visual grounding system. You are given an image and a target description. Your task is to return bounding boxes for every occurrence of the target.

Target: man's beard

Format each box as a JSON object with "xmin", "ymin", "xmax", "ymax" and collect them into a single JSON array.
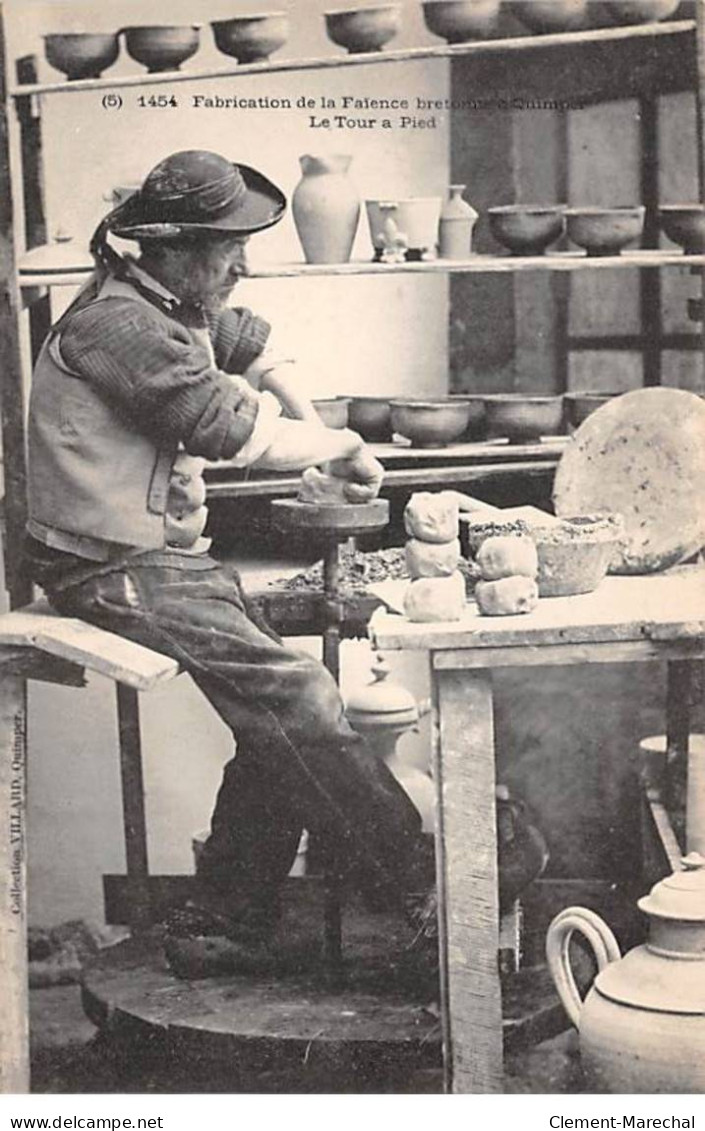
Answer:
[{"xmin": 179, "ymin": 286, "xmax": 232, "ymax": 325}]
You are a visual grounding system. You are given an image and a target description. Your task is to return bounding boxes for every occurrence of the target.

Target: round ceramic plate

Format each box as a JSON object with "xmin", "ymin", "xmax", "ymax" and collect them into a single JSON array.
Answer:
[{"xmin": 553, "ymin": 388, "xmax": 705, "ymax": 574}]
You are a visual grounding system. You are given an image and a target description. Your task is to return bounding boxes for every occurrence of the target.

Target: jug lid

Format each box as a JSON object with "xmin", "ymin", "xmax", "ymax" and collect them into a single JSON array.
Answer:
[
  {"xmin": 345, "ymin": 652, "xmax": 418, "ymax": 727},
  {"xmin": 638, "ymin": 852, "xmax": 705, "ymax": 922}
]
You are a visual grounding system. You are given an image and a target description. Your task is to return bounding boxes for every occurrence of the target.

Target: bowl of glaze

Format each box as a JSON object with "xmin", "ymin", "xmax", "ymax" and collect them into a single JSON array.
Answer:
[
  {"xmin": 422, "ymin": 0, "xmax": 501, "ymax": 41},
  {"xmin": 313, "ymin": 397, "xmax": 351, "ymax": 429},
  {"xmin": 347, "ymin": 396, "xmax": 393, "ymax": 441},
  {"xmin": 390, "ymin": 398, "xmax": 471, "ymax": 446},
  {"xmin": 532, "ymin": 514, "xmax": 625, "ymax": 595},
  {"xmin": 488, "ymin": 205, "xmax": 566, "ymax": 255},
  {"xmin": 44, "ymin": 32, "xmax": 120, "ymax": 80},
  {"xmin": 509, "ymin": 0, "xmax": 589, "ymax": 32},
  {"xmin": 564, "ymin": 391, "xmax": 623, "ymax": 428},
  {"xmin": 449, "ymin": 394, "xmax": 489, "ymax": 440},
  {"xmin": 604, "ymin": 0, "xmax": 681, "ymax": 23},
  {"xmin": 565, "ymin": 206, "xmax": 645, "ymax": 255},
  {"xmin": 122, "ymin": 25, "xmax": 201, "ymax": 72},
  {"xmin": 484, "ymin": 394, "xmax": 565, "ymax": 442},
  {"xmin": 324, "ymin": 5, "xmax": 401, "ymax": 52},
  {"xmin": 462, "ymin": 512, "xmax": 624, "ymax": 595},
  {"xmin": 211, "ymin": 12, "xmax": 289, "ymax": 63},
  {"xmin": 659, "ymin": 204, "xmax": 705, "ymax": 254}
]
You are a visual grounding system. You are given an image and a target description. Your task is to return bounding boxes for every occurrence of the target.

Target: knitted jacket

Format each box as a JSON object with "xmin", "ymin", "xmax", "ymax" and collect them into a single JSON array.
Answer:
[{"xmin": 27, "ymin": 268, "xmax": 272, "ymax": 558}]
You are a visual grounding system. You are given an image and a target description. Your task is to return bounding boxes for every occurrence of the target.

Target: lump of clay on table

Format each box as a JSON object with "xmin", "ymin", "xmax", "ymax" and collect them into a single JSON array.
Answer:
[
  {"xmin": 405, "ymin": 537, "xmax": 461, "ymax": 579},
  {"xmin": 404, "ymin": 571, "xmax": 466, "ymax": 623},
  {"xmin": 403, "ymin": 491, "xmax": 459, "ymax": 544},
  {"xmin": 475, "ymin": 575, "xmax": 539, "ymax": 616},
  {"xmin": 476, "ymin": 534, "xmax": 538, "ymax": 581},
  {"xmin": 298, "ymin": 466, "xmax": 348, "ymax": 505}
]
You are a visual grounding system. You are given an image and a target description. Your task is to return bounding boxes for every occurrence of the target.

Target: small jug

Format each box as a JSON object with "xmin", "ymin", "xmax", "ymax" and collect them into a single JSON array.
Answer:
[
  {"xmin": 439, "ymin": 184, "xmax": 478, "ymax": 259},
  {"xmin": 546, "ymin": 852, "xmax": 705, "ymax": 1093}
]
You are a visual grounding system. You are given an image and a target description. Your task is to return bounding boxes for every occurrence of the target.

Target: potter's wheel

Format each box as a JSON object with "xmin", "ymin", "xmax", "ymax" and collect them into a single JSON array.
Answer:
[{"xmin": 553, "ymin": 388, "xmax": 705, "ymax": 574}]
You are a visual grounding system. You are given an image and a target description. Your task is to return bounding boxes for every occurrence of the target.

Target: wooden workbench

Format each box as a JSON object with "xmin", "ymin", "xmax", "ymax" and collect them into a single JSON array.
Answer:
[{"xmin": 370, "ymin": 565, "xmax": 705, "ymax": 1094}]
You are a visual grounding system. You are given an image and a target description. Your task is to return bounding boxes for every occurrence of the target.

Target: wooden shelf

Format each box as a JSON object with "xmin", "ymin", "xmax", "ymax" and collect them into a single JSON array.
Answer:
[
  {"xmin": 8, "ymin": 19, "xmax": 694, "ymax": 100},
  {"xmin": 204, "ymin": 441, "xmax": 564, "ymax": 500},
  {"xmin": 18, "ymin": 249, "xmax": 705, "ymax": 293}
]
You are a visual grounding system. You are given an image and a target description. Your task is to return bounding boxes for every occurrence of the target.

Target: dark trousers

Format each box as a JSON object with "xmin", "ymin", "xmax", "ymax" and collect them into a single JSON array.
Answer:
[{"xmin": 26, "ymin": 541, "xmax": 429, "ymax": 913}]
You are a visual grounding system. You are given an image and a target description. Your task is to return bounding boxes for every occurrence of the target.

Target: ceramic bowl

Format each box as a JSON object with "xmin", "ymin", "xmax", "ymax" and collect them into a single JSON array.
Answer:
[
  {"xmin": 211, "ymin": 12, "xmax": 289, "ymax": 63},
  {"xmin": 565, "ymin": 206, "xmax": 645, "ymax": 256},
  {"xmin": 313, "ymin": 397, "xmax": 351, "ymax": 428},
  {"xmin": 122, "ymin": 25, "xmax": 201, "ymax": 73},
  {"xmin": 422, "ymin": 0, "xmax": 501, "ymax": 42},
  {"xmin": 462, "ymin": 513, "xmax": 624, "ymax": 595},
  {"xmin": 324, "ymin": 5, "xmax": 401, "ymax": 53},
  {"xmin": 508, "ymin": 0, "xmax": 589, "ymax": 33},
  {"xmin": 488, "ymin": 205, "xmax": 566, "ymax": 255},
  {"xmin": 347, "ymin": 396, "xmax": 393, "ymax": 442},
  {"xmin": 564, "ymin": 391, "xmax": 623, "ymax": 428},
  {"xmin": 604, "ymin": 0, "xmax": 681, "ymax": 23},
  {"xmin": 43, "ymin": 32, "xmax": 120, "ymax": 80},
  {"xmin": 449, "ymin": 394, "xmax": 488, "ymax": 440},
  {"xmin": 532, "ymin": 514, "xmax": 625, "ymax": 595},
  {"xmin": 390, "ymin": 399, "xmax": 471, "ymax": 446},
  {"xmin": 366, "ymin": 198, "xmax": 442, "ymax": 256},
  {"xmin": 484, "ymin": 394, "xmax": 565, "ymax": 442},
  {"xmin": 659, "ymin": 204, "xmax": 705, "ymax": 254}
]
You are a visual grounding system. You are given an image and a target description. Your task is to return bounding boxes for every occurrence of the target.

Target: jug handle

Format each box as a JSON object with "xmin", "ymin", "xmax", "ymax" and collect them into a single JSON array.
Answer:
[{"xmin": 545, "ymin": 906, "xmax": 621, "ymax": 1030}]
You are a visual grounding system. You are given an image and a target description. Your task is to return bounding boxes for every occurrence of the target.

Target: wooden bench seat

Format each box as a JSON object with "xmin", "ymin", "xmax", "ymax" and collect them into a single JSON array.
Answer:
[
  {"xmin": 0, "ymin": 599, "xmax": 179, "ymax": 1092},
  {"xmin": 0, "ymin": 598, "xmax": 179, "ymax": 689}
]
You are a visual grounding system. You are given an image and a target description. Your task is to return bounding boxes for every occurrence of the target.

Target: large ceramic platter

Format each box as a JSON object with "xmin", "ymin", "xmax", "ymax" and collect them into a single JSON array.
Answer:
[{"xmin": 553, "ymin": 388, "xmax": 705, "ymax": 574}]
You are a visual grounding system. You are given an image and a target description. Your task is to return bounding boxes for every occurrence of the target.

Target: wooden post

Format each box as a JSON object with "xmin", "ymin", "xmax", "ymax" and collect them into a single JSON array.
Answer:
[
  {"xmin": 696, "ymin": 0, "xmax": 705, "ymax": 387},
  {"xmin": 432, "ymin": 663, "xmax": 502, "ymax": 1094},
  {"xmin": 15, "ymin": 55, "xmax": 51, "ymax": 365},
  {"xmin": 638, "ymin": 95, "xmax": 662, "ymax": 387},
  {"xmin": 0, "ymin": 10, "xmax": 31, "ymax": 609},
  {"xmin": 116, "ymin": 684, "xmax": 152, "ymax": 932},
  {"xmin": 0, "ymin": 674, "xmax": 29, "ymax": 1092},
  {"xmin": 665, "ymin": 659, "xmax": 692, "ymax": 816}
]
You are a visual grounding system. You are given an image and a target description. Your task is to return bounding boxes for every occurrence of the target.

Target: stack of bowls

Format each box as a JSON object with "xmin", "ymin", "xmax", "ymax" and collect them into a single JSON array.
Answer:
[
  {"xmin": 43, "ymin": 32, "xmax": 120, "ymax": 80},
  {"xmin": 122, "ymin": 25, "xmax": 201, "ymax": 73},
  {"xmin": 347, "ymin": 397, "xmax": 394, "ymax": 442},
  {"xmin": 390, "ymin": 398, "xmax": 471, "ymax": 446},
  {"xmin": 313, "ymin": 397, "xmax": 351, "ymax": 428},
  {"xmin": 484, "ymin": 394, "xmax": 565, "ymax": 442},
  {"xmin": 488, "ymin": 205, "xmax": 566, "ymax": 256},
  {"xmin": 324, "ymin": 5, "xmax": 402, "ymax": 52},
  {"xmin": 211, "ymin": 13, "xmax": 289, "ymax": 63},
  {"xmin": 422, "ymin": 0, "xmax": 501, "ymax": 42},
  {"xmin": 565, "ymin": 206, "xmax": 645, "ymax": 255}
]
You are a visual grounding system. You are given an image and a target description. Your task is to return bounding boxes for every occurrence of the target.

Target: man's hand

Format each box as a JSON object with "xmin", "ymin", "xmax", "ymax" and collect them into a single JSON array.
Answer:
[{"xmin": 327, "ymin": 445, "xmax": 384, "ymax": 503}]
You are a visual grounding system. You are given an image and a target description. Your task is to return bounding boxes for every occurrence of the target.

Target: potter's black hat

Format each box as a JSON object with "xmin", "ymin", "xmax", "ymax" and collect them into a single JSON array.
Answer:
[{"xmin": 100, "ymin": 149, "xmax": 286, "ymax": 241}]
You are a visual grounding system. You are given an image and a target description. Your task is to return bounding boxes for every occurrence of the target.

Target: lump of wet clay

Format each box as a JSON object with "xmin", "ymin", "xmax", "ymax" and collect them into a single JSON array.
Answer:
[
  {"xmin": 475, "ymin": 576, "xmax": 539, "ymax": 616},
  {"xmin": 403, "ymin": 571, "xmax": 466, "ymax": 622},
  {"xmin": 403, "ymin": 491, "xmax": 459, "ymax": 544},
  {"xmin": 405, "ymin": 537, "xmax": 461, "ymax": 579},
  {"xmin": 298, "ymin": 466, "xmax": 348, "ymax": 505},
  {"xmin": 477, "ymin": 535, "xmax": 538, "ymax": 581}
]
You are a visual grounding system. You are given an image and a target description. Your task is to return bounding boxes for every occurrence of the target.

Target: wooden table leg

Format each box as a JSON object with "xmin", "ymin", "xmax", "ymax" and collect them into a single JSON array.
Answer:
[
  {"xmin": 432, "ymin": 663, "xmax": 502, "ymax": 1094},
  {"xmin": 0, "ymin": 674, "xmax": 29, "ymax": 1092}
]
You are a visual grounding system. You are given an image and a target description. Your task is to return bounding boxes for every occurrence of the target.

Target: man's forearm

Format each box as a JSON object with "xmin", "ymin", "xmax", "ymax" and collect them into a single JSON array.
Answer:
[{"xmin": 252, "ymin": 420, "xmax": 363, "ymax": 472}]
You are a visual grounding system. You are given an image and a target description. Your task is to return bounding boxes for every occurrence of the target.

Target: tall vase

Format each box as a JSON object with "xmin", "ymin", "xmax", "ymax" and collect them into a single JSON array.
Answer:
[
  {"xmin": 292, "ymin": 154, "xmax": 360, "ymax": 264},
  {"xmin": 439, "ymin": 184, "xmax": 478, "ymax": 260}
]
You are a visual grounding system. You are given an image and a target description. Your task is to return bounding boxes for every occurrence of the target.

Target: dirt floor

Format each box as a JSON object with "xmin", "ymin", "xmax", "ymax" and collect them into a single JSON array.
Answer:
[{"xmin": 30, "ymin": 983, "xmax": 585, "ymax": 1094}]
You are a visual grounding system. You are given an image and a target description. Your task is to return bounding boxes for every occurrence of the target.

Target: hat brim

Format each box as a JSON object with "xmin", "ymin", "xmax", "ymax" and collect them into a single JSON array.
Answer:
[{"xmin": 109, "ymin": 163, "xmax": 286, "ymax": 240}]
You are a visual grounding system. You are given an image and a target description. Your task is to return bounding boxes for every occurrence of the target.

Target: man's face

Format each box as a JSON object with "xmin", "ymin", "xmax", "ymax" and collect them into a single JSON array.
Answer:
[{"xmin": 174, "ymin": 235, "xmax": 250, "ymax": 312}]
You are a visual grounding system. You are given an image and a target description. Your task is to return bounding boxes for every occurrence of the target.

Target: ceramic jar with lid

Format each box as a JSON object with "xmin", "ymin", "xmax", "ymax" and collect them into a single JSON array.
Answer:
[
  {"xmin": 546, "ymin": 852, "xmax": 705, "ymax": 1092},
  {"xmin": 346, "ymin": 652, "xmax": 435, "ymax": 831}
]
